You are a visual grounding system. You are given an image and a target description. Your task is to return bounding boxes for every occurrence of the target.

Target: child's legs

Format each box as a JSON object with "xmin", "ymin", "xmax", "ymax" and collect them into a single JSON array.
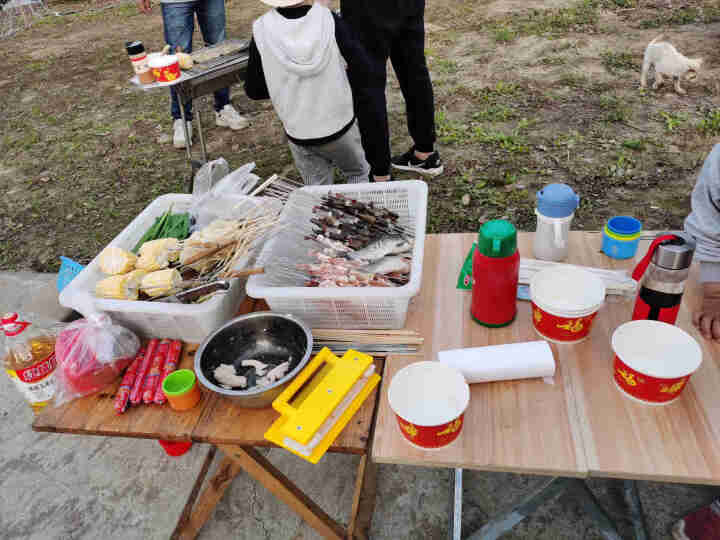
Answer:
[
  {"xmin": 196, "ymin": 0, "xmax": 230, "ymax": 111},
  {"xmin": 317, "ymin": 123, "xmax": 371, "ymax": 184},
  {"xmin": 162, "ymin": 2, "xmax": 195, "ymax": 120},
  {"xmin": 288, "ymin": 142, "xmax": 335, "ymax": 186}
]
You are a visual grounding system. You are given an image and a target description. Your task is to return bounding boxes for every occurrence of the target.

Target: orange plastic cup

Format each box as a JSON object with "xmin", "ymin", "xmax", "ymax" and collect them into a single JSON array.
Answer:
[{"xmin": 162, "ymin": 369, "xmax": 201, "ymax": 411}]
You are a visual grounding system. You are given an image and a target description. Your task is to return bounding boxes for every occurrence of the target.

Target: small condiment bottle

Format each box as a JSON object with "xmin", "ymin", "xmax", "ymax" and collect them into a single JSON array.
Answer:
[
  {"xmin": 471, "ymin": 220, "xmax": 520, "ymax": 327},
  {"xmin": 533, "ymin": 183, "xmax": 579, "ymax": 262},
  {"xmin": 126, "ymin": 40, "xmax": 155, "ymax": 84}
]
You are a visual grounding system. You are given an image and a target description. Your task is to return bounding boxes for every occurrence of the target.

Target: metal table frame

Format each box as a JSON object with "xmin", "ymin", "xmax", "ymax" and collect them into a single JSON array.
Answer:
[
  {"xmin": 175, "ymin": 53, "xmax": 249, "ymax": 183},
  {"xmin": 449, "ymin": 470, "xmax": 649, "ymax": 540}
]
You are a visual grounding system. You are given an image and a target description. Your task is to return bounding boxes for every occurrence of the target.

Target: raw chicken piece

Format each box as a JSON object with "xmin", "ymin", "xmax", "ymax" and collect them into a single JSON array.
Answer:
[{"xmin": 214, "ymin": 364, "xmax": 247, "ymax": 388}]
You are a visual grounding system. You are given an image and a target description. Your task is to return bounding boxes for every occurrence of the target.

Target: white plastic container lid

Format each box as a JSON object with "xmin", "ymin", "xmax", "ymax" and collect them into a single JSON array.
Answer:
[
  {"xmin": 388, "ymin": 361, "xmax": 469, "ymax": 426},
  {"xmin": 148, "ymin": 54, "xmax": 178, "ymax": 68},
  {"xmin": 530, "ymin": 266, "xmax": 605, "ymax": 316},
  {"xmin": 612, "ymin": 320, "xmax": 702, "ymax": 379}
]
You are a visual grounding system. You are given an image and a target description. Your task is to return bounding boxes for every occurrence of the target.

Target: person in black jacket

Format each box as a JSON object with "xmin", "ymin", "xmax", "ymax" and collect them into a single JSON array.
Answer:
[
  {"xmin": 245, "ymin": 0, "xmax": 375, "ymax": 185},
  {"xmin": 340, "ymin": 0, "xmax": 443, "ymax": 181}
]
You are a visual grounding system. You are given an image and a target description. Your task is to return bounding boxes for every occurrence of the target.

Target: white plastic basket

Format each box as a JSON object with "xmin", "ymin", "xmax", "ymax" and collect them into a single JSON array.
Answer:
[
  {"xmin": 58, "ymin": 194, "xmax": 246, "ymax": 343},
  {"xmin": 247, "ymin": 180, "xmax": 428, "ymax": 329}
]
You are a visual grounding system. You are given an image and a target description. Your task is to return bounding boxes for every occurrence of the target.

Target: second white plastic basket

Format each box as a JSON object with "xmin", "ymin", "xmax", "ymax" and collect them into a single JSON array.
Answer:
[{"xmin": 247, "ymin": 180, "xmax": 428, "ymax": 329}]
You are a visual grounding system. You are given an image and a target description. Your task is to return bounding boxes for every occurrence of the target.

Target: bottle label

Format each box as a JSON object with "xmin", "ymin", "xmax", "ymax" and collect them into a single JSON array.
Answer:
[
  {"xmin": 131, "ymin": 55, "xmax": 150, "ymax": 74},
  {"xmin": 6, "ymin": 352, "xmax": 57, "ymax": 410},
  {"xmin": 3, "ymin": 319, "xmax": 30, "ymax": 337}
]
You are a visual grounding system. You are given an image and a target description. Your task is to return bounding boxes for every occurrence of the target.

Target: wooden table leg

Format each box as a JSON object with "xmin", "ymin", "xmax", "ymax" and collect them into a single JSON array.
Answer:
[
  {"xmin": 172, "ymin": 452, "xmax": 244, "ymax": 540},
  {"xmin": 347, "ymin": 454, "xmax": 378, "ymax": 540},
  {"xmin": 218, "ymin": 444, "xmax": 346, "ymax": 540}
]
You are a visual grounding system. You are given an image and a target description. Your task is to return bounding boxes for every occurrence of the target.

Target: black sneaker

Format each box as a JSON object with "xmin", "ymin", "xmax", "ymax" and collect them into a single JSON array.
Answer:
[{"xmin": 391, "ymin": 147, "xmax": 444, "ymax": 176}]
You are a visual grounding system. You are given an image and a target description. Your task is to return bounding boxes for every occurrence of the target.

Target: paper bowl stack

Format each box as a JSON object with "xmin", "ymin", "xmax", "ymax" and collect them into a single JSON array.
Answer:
[{"xmin": 530, "ymin": 267, "xmax": 606, "ymax": 344}]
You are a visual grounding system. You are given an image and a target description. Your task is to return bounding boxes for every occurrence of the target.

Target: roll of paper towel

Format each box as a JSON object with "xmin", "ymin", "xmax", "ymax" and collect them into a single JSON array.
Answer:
[{"xmin": 437, "ymin": 341, "xmax": 555, "ymax": 384}]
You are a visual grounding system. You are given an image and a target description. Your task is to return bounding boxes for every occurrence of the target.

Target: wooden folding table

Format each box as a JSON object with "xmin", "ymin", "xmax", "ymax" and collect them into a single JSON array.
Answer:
[
  {"xmin": 373, "ymin": 233, "xmax": 720, "ymax": 539},
  {"xmin": 33, "ymin": 298, "xmax": 381, "ymax": 540}
]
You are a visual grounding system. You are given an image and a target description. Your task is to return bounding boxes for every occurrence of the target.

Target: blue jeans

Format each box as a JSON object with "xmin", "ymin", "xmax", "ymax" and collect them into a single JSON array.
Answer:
[{"xmin": 161, "ymin": 0, "xmax": 230, "ymax": 120}]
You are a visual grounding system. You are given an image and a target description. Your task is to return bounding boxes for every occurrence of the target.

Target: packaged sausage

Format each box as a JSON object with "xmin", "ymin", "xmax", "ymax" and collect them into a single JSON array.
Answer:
[{"xmin": 2, "ymin": 312, "xmax": 60, "ymax": 414}]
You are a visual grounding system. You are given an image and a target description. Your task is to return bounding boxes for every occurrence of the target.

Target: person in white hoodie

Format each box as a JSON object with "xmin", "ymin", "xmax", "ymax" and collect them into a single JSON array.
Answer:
[{"xmin": 244, "ymin": 0, "xmax": 372, "ymax": 185}]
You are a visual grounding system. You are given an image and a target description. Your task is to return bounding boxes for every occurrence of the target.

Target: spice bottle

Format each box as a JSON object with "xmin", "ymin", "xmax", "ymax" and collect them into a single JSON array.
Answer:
[
  {"xmin": 471, "ymin": 220, "xmax": 520, "ymax": 327},
  {"xmin": 126, "ymin": 40, "xmax": 155, "ymax": 84},
  {"xmin": 2, "ymin": 313, "xmax": 58, "ymax": 414},
  {"xmin": 631, "ymin": 233, "xmax": 695, "ymax": 325}
]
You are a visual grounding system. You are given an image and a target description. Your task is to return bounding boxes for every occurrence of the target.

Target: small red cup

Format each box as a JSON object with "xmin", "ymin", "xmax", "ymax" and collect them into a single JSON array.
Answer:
[
  {"xmin": 388, "ymin": 362, "xmax": 469, "ymax": 450},
  {"xmin": 149, "ymin": 54, "xmax": 181, "ymax": 83}
]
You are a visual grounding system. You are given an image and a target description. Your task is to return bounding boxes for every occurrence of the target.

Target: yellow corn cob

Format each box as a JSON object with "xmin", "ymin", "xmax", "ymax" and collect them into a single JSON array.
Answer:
[
  {"xmin": 95, "ymin": 274, "xmax": 138, "ymax": 300},
  {"xmin": 98, "ymin": 246, "xmax": 137, "ymax": 275},
  {"xmin": 140, "ymin": 269, "xmax": 181, "ymax": 298},
  {"xmin": 136, "ymin": 238, "xmax": 180, "ymax": 271},
  {"xmin": 124, "ymin": 269, "xmax": 147, "ymax": 291}
]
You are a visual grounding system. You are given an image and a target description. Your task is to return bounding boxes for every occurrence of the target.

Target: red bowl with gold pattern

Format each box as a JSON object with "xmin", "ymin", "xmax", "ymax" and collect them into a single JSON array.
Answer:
[
  {"xmin": 148, "ymin": 54, "xmax": 181, "ymax": 83},
  {"xmin": 612, "ymin": 320, "xmax": 701, "ymax": 405},
  {"xmin": 388, "ymin": 361, "xmax": 469, "ymax": 450},
  {"xmin": 530, "ymin": 267, "xmax": 605, "ymax": 344}
]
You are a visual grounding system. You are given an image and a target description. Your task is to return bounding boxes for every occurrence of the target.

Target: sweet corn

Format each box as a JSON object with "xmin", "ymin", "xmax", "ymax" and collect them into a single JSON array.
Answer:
[
  {"xmin": 98, "ymin": 247, "xmax": 137, "ymax": 275},
  {"xmin": 140, "ymin": 269, "xmax": 181, "ymax": 298},
  {"xmin": 124, "ymin": 269, "xmax": 147, "ymax": 291},
  {"xmin": 136, "ymin": 238, "xmax": 181, "ymax": 271},
  {"xmin": 95, "ymin": 274, "xmax": 138, "ymax": 300}
]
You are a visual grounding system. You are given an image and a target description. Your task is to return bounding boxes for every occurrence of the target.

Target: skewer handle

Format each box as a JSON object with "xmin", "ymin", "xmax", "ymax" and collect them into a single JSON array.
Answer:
[{"xmin": 223, "ymin": 267, "xmax": 265, "ymax": 279}]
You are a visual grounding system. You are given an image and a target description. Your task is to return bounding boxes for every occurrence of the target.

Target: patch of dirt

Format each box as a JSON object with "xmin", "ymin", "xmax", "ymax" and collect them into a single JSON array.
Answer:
[
  {"xmin": 1, "ymin": 0, "xmax": 720, "ymax": 273},
  {"xmin": 484, "ymin": 0, "xmax": 575, "ymax": 17}
]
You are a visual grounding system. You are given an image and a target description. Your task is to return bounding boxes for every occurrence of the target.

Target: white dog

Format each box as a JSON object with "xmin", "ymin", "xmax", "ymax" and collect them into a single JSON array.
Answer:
[{"xmin": 640, "ymin": 35, "xmax": 702, "ymax": 95}]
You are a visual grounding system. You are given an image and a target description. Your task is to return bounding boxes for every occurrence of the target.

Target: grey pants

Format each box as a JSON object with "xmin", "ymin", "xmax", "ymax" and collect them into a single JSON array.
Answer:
[{"xmin": 288, "ymin": 122, "xmax": 371, "ymax": 185}]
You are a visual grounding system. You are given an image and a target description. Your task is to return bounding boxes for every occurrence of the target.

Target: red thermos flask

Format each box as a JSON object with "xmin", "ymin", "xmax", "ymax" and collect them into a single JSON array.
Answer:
[
  {"xmin": 631, "ymin": 233, "xmax": 695, "ymax": 325},
  {"xmin": 471, "ymin": 220, "xmax": 520, "ymax": 327}
]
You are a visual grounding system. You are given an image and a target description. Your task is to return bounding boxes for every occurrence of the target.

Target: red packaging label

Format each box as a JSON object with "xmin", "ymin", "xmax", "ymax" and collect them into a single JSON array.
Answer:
[
  {"xmin": 15, "ymin": 352, "xmax": 57, "ymax": 383},
  {"xmin": 532, "ymin": 303, "xmax": 598, "ymax": 343},
  {"xmin": 613, "ymin": 355, "xmax": 691, "ymax": 403},
  {"xmin": 3, "ymin": 320, "xmax": 31, "ymax": 337},
  {"xmin": 396, "ymin": 413, "xmax": 464, "ymax": 449}
]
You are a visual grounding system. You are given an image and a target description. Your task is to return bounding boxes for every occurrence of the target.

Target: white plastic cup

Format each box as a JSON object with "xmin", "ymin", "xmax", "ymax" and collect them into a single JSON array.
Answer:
[{"xmin": 533, "ymin": 209, "xmax": 574, "ymax": 262}]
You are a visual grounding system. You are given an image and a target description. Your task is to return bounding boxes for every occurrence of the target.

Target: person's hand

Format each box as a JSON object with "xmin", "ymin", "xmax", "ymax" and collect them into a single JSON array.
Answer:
[
  {"xmin": 137, "ymin": 0, "xmax": 151, "ymax": 15},
  {"xmin": 693, "ymin": 282, "xmax": 720, "ymax": 341}
]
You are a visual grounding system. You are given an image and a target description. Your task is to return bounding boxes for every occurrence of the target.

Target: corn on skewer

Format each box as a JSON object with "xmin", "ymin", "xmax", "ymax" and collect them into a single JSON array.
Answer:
[
  {"xmin": 96, "ymin": 274, "xmax": 139, "ymax": 300},
  {"xmin": 98, "ymin": 247, "xmax": 137, "ymax": 275},
  {"xmin": 140, "ymin": 269, "xmax": 182, "ymax": 298},
  {"xmin": 136, "ymin": 238, "xmax": 181, "ymax": 271}
]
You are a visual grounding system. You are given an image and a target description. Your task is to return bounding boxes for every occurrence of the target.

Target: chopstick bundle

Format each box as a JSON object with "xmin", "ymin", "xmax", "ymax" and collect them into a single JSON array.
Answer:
[{"xmin": 311, "ymin": 329, "xmax": 423, "ymax": 355}]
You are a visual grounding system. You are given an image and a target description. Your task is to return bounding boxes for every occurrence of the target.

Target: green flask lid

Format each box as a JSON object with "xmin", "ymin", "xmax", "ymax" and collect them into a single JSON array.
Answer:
[{"xmin": 478, "ymin": 220, "xmax": 517, "ymax": 258}]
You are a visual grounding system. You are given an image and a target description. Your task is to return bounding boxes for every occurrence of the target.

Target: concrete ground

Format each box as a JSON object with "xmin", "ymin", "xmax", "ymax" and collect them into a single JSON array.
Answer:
[{"xmin": 1, "ymin": 271, "xmax": 717, "ymax": 539}]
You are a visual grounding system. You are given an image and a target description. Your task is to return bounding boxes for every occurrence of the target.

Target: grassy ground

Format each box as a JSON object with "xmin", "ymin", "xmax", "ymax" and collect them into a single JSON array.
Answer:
[{"xmin": 0, "ymin": 0, "xmax": 719, "ymax": 271}]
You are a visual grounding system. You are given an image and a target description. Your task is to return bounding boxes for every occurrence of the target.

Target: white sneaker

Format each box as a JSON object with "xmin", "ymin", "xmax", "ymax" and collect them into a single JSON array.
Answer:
[
  {"xmin": 173, "ymin": 119, "xmax": 192, "ymax": 148},
  {"xmin": 215, "ymin": 104, "xmax": 249, "ymax": 130}
]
